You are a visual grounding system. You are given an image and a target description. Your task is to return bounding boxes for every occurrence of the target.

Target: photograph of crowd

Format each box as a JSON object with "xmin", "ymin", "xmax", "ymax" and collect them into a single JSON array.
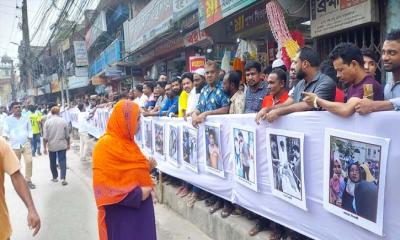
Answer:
[
  {"xmin": 204, "ymin": 123, "xmax": 224, "ymax": 177},
  {"xmin": 266, "ymin": 129, "xmax": 306, "ymax": 210},
  {"xmin": 167, "ymin": 124, "xmax": 179, "ymax": 166},
  {"xmin": 153, "ymin": 122, "xmax": 165, "ymax": 161},
  {"xmin": 324, "ymin": 129, "xmax": 389, "ymax": 235},
  {"xmin": 143, "ymin": 118, "xmax": 153, "ymax": 154},
  {"xmin": 181, "ymin": 125, "xmax": 198, "ymax": 172},
  {"xmin": 233, "ymin": 126, "xmax": 257, "ymax": 191}
]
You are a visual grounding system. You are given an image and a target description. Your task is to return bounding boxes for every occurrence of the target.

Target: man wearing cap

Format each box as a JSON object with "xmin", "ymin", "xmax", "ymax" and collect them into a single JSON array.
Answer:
[
  {"xmin": 272, "ymin": 58, "xmax": 287, "ymax": 72},
  {"xmin": 186, "ymin": 68, "xmax": 206, "ymax": 116}
]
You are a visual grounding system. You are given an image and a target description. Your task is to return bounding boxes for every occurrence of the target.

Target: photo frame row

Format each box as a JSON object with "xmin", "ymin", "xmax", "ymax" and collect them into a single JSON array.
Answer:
[{"xmin": 136, "ymin": 118, "xmax": 390, "ymax": 236}]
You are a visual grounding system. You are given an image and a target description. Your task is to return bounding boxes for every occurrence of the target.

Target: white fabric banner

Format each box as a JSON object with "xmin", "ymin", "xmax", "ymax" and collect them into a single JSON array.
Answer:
[{"xmin": 70, "ymin": 109, "xmax": 400, "ymax": 239}]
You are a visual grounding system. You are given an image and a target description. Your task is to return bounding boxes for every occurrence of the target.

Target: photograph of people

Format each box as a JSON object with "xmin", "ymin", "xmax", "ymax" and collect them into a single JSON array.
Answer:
[
  {"xmin": 168, "ymin": 125, "xmax": 178, "ymax": 164},
  {"xmin": 144, "ymin": 120, "xmax": 152, "ymax": 151},
  {"xmin": 328, "ymin": 136, "xmax": 381, "ymax": 223},
  {"xmin": 154, "ymin": 123, "xmax": 164, "ymax": 156},
  {"xmin": 182, "ymin": 126, "xmax": 198, "ymax": 172},
  {"xmin": 204, "ymin": 124, "xmax": 224, "ymax": 176},
  {"xmin": 233, "ymin": 127, "xmax": 257, "ymax": 191},
  {"xmin": 273, "ymin": 136, "xmax": 301, "ymax": 200},
  {"xmin": 267, "ymin": 129, "xmax": 306, "ymax": 210}
]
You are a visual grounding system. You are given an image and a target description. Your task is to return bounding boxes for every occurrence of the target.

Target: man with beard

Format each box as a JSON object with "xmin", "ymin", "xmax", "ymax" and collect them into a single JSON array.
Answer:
[
  {"xmin": 223, "ymin": 71, "xmax": 245, "ymax": 114},
  {"xmin": 356, "ymin": 29, "xmax": 400, "ymax": 113},
  {"xmin": 178, "ymin": 72, "xmax": 194, "ymax": 117},
  {"xmin": 186, "ymin": 68, "xmax": 206, "ymax": 116},
  {"xmin": 256, "ymin": 47, "xmax": 336, "ymax": 123},
  {"xmin": 243, "ymin": 61, "xmax": 269, "ymax": 113},
  {"xmin": 142, "ymin": 83, "xmax": 178, "ymax": 117},
  {"xmin": 303, "ymin": 43, "xmax": 383, "ymax": 117}
]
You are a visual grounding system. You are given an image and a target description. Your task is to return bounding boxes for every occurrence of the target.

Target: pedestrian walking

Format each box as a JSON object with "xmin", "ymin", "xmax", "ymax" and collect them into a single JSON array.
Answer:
[
  {"xmin": 93, "ymin": 100, "xmax": 157, "ymax": 240},
  {"xmin": 77, "ymin": 103, "xmax": 89, "ymax": 161},
  {"xmin": 0, "ymin": 136, "xmax": 41, "ymax": 239},
  {"xmin": 3, "ymin": 102, "xmax": 36, "ymax": 189},
  {"xmin": 28, "ymin": 105, "xmax": 42, "ymax": 156},
  {"xmin": 43, "ymin": 106, "xmax": 70, "ymax": 186}
]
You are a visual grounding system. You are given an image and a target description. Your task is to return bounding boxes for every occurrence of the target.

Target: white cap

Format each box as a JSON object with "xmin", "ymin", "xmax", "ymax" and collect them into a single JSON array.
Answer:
[
  {"xmin": 272, "ymin": 59, "xmax": 285, "ymax": 69},
  {"xmin": 194, "ymin": 68, "xmax": 205, "ymax": 77}
]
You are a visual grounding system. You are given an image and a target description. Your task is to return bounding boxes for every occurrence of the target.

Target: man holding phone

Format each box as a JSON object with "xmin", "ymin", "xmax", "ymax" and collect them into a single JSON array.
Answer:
[{"xmin": 256, "ymin": 47, "xmax": 336, "ymax": 123}]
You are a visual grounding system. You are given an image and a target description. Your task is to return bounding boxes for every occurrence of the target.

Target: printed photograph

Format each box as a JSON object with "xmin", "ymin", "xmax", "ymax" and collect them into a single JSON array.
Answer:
[
  {"xmin": 324, "ymin": 129, "xmax": 390, "ymax": 236},
  {"xmin": 204, "ymin": 123, "xmax": 224, "ymax": 177},
  {"xmin": 266, "ymin": 129, "xmax": 306, "ymax": 210},
  {"xmin": 232, "ymin": 126, "xmax": 257, "ymax": 191},
  {"xmin": 167, "ymin": 124, "xmax": 179, "ymax": 166},
  {"xmin": 181, "ymin": 125, "xmax": 198, "ymax": 172},
  {"xmin": 143, "ymin": 118, "xmax": 153, "ymax": 154},
  {"xmin": 153, "ymin": 122, "xmax": 165, "ymax": 160}
]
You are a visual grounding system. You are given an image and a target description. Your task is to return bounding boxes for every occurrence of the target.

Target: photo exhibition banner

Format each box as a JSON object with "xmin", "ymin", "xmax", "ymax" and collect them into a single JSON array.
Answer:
[{"xmin": 70, "ymin": 109, "xmax": 399, "ymax": 240}]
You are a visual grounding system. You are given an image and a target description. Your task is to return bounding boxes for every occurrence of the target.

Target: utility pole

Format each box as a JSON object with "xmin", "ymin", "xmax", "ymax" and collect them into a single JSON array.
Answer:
[
  {"xmin": 58, "ymin": 51, "xmax": 65, "ymax": 107},
  {"xmin": 21, "ymin": 0, "xmax": 33, "ymax": 97}
]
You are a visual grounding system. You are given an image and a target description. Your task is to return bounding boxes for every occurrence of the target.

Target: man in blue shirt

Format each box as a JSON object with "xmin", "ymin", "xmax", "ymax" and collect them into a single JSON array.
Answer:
[
  {"xmin": 191, "ymin": 60, "xmax": 230, "ymax": 127},
  {"xmin": 3, "ymin": 102, "xmax": 36, "ymax": 189},
  {"xmin": 143, "ymin": 83, "xmax": 179, "ymax": 117}
]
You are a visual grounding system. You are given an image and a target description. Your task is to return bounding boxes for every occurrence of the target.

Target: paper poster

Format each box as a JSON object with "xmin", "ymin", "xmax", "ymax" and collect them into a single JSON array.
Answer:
[
  {"xmin": 204, "ymin": 122, "xmax": 224, "ymax": 178},
  {"xmin": 181, "ymin": 124, "xmax": 199, "ymax": 173},
  {"xmin": 143, "ymin": 118, "xmax": 153, "ymax": 155},
  {"xmin": 232, "ymin": 125, "xmax": 257, "ymax": 192},
  {"xmin": 323, "ymin": 129, "xmax": 390, "ymax": 236},
  {"xmin": 153, "ymin": 121, "xmax": 165, "ymax": 161},
  {"xmin": 266, "ymin": 129, "xmax": 307, "ymax": 210},
  {"xmin": 166, "ymin": 123, "xmax": 179, "ymax": 166}
]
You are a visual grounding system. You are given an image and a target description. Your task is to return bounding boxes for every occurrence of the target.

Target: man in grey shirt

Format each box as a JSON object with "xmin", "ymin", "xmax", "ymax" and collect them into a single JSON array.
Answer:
[
  {"xmin": 43, "ymin": 107, "xmax": 70, "ymax": 185},
  {"xmin": 256, "ymin": 47, "xmax": 336, "ymax": 123}
]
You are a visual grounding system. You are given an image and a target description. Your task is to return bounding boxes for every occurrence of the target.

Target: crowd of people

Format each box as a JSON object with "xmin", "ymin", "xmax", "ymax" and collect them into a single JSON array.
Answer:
[
  {"xmin": 2, "ymin": 28, "xmax": 399, "ymax": 239},
  {"xmin": 87, "ymin": 29, "xmax": 400, "ymax": 239}
]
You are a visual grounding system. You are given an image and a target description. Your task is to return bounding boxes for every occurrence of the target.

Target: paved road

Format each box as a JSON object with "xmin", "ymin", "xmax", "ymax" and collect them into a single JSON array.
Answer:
[{"xmin": 5, "ymin": 143, "xmax": 212, "ymax": 240}]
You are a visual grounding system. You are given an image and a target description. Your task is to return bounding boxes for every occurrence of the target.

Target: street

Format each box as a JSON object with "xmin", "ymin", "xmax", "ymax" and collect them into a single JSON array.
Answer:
[{"xmin": 5, "ymin": 144, "xmax": 211, "ymax": 240}]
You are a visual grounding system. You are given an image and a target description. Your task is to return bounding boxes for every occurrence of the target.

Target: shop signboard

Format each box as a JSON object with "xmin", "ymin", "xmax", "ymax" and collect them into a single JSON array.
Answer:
[
  {"xmin": 68, "ymin": 76, "xmax": 89, "ymax": 89},
  {"xmin": 189, "ymin": 56, "xmax": 206, "ymax": 72},
  {"xmin": 51, "ymin": 80, "xmax": 61, "ymax": 93},
  {"xmin": 310, "ymin": 0, "xmax": 378, "ymax": 38},
  {"xmin": 137, "ymin": 36, "xmax": 185, "ymax": 65},
  {"xmin": 198, "ymin": 0, "xmax": 257, "ymax": 30},
  {"xmin": 227, "ymin": 2, "xmax": 267, "ymax": 34},
  {"xmin": 73, "ymin": 41, "xmax": 89, "ymax": 66},
  {"xmin": 173, "ymin": 0, "xmax": 198, "ymax": 21},
  {"xmin": 123, "ymin": 0, "xmax": 173, "ymax": 53},
  {"xmin": 75, "ymin": 67, "xmax": 88, "ymax": 77},
  {"xmin": 91, "ymin": 76, "xmax": 107, "ymax": 86},
  {"xmin": 85, "ymin": 11, "xmax": 107, "ymax": 49},
  {"xmin": 184, "ymin": 28, "xmax": 211, "ymax": 47}
]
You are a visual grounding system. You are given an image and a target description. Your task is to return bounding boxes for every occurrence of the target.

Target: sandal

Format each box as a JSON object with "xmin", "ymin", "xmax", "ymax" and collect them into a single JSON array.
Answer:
[
  {"xmin": 248, "ymin": 219, "xmax": 270, "ymax": 236},
  {"xmin": 178, "ymin": 188, "xmax": 190, "ymax": 198},
  {"xmin": 176, "ymin": 186, "xmax": 185, "ymax": 195},
  {"xmin": 209, "ymin": 199, "xmax": 223, "ymax": 214},
  {"xmin": 220, "ymin": 203, "xmax": 233, "ymax": 218},
  {"xmin": 186, "ymin": 195, "xmax": 197, "ymax": 208},
  {"xmin": 205, "ymin": 195, "xmax": 217, "ymax": 207}
]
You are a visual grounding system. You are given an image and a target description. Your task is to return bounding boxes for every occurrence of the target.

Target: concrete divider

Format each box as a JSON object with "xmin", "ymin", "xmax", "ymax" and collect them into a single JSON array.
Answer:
[{"xmin": 156, "ymin": 181, "xmax": 273, "ymax": 240}]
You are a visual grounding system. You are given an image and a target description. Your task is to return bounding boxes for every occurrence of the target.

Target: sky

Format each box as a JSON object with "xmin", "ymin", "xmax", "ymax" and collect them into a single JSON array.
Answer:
[{"xmin": 0, "ymin": 0, "xmax": 99, "ymax": 63}]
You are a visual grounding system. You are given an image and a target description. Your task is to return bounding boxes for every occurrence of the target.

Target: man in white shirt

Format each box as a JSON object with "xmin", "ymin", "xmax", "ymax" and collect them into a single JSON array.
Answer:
[
  {"xmin": 3, "ymin": 102, "xmax": 36, "ymax": 189},
  {"xmin": 77, "ymin": 103, "xmax": 89, "ymax": 161},
  {"xmin": 133, "ymin": 84, "xmax": 148, "ymax": 108},
  {"xmin": 186, "ymin": 68, "xmax": 206, "ymax": 116}
]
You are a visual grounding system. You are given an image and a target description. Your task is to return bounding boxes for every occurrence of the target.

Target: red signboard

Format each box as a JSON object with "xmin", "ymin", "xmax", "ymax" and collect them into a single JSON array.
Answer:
[
  {"xmin": 184, "ymin": 28, "xmax": 211, "ymax": 47},
  {"xmin": 189, "ymin": 56, "xmax": 206, "ymax": 72}
]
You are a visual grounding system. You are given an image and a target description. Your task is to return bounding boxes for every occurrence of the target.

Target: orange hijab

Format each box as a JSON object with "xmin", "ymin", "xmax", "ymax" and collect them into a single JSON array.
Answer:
[{"xmin": 92, "ymin": 100, "xmax": 153, "ymax": 240}]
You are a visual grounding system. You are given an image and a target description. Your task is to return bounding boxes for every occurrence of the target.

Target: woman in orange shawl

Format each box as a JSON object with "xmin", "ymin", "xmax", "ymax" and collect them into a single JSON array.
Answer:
[{"xmin": 93, "ymin": 100, "xmax": 156, "ymax": 240}]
